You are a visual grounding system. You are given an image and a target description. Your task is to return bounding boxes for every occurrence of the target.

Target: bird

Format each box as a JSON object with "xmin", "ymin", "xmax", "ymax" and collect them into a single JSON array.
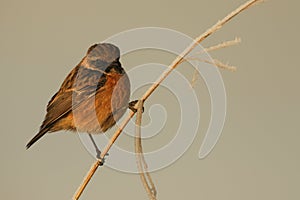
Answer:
[{"xmin": 26, "ymin": 43, "xmax": 132, "ymax": 149}]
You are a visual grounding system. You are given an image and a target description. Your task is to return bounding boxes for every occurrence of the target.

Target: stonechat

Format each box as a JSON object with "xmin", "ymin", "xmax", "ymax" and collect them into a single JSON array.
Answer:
[{"xmin": 26, "ymin": 43, "xmax": 131, "ymax": 149}]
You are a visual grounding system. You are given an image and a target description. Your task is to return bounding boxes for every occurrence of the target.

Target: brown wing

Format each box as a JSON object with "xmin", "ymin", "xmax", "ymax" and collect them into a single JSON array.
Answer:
[
  {"xmin": 41, "ymin": 65, "xmax": 107, "ymax": 131},
  {"xmin": 40, "ymin": 67, "xmax": 79, "ymax": 131},
  {"xmin": 46, "ymin": 64, "xmax": 80, "ymax": 113},
  {"xmin": 26, "ymin": 65, "xmax": 107, "ymax": 149}
]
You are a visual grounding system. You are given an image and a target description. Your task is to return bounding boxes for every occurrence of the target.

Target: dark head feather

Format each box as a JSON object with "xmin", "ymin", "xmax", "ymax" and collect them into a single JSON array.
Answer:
[{"xmin": 86, "ymin": 43, "xmax": 120, "ymax": 63}]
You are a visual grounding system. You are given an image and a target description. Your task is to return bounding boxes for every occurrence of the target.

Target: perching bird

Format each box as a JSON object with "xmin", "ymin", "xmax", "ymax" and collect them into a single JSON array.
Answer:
[{"xmin": 26, "ymin": 43, "xmax": 131, "ymax": 149}]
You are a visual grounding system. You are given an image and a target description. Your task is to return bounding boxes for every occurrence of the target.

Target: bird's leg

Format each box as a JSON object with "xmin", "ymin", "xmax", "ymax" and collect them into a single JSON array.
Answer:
[
  {"xmin": 129, "ymin": 100, "xmax": 144, "ymax": 113},
  {"xmin": 95, "ymin": 150, "xmax": 101, "ymax": 160},
  {"xmin": 88, "ymin": 134, "xmax": 109, "ymax": 165}
]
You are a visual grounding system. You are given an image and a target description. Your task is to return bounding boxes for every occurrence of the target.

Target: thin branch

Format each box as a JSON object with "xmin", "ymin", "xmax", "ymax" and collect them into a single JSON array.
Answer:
[
  {"xmin": 203, "ymin": 58, "xmax": 237, "ymax": 72},
  {"xmin": 190, "ymin": 69, "xmax": 200, "ymax": 88},
  {"xmin": 188, "ymin": 57, "xmax": 237, "ymax": 88},
  {"xmin": 200, "ymin": 37, "xmax": 241, "ymax": 54},
  {"xmin": 73, "ymin": 160, "xmax": 103, "ymax": 200},
  {"xmin": 180, "ymin": 37, "xmax": 241, "ymax": 65},
  {"xmin": 141, "ymin": 0, "xmax": 261, "ymax": 101},
  {"xmin": 187, "ymin": 37, "xmax": 240, "ymax": 87},
  {"xmin": 205, "ymin": 37, "xmax": 241, "ymax": 52},
  {"xmin": 135, "ymin": 100, "xmax": 157, "ymax": 199},
  {"xmin": 186, "ymin": 57, "xmax": 237, "ymax": 72},
  {"xmin": 73, "ymin": 0, "xmax": 263, "ymax": 199}
]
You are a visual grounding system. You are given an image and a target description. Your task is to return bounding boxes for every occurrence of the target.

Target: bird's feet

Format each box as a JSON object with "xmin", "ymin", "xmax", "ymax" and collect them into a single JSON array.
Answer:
[
  {"xmin": 98, "ymin": 157, "xmax": 105, "ymax": 166},
  {"xmin": 129, "ymin": 100, "xmax": 144, "ymax": 113},
  {"xmin": 96, "ymin": 151, "xmax": 109, "ymax": 166}
]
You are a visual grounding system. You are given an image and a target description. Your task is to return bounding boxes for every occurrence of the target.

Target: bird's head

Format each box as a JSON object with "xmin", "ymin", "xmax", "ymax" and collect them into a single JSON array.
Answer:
[{"xmin": 85, "ymin": 43, "xmax": 124, "ymax": 74}]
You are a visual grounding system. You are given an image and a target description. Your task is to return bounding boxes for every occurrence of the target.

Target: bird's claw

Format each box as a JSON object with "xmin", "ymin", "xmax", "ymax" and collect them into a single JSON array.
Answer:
[
  {"xmin": 129, "ymin": 100, "xmax": 144, "ymax": 113},
  {"xmin": 99, "ymin": 157, "xmax": 105, "ymax": 166},
  {"xmin": 96, "ymin": 151, "xmax": 109, "ymax": 166}
]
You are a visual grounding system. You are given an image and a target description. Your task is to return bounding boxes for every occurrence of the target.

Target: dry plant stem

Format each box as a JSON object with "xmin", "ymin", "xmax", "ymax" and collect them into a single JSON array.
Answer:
[
  {"xmin": 187, "ymin": 37, "xmax": 241, "ymax": 87},
  {"xmin": 203, "ymin": 59, "xmax": 237, "ymax": 72},
  {"xmin": 189, "ymin": 37, "xmax": 240, "ymax": 87},
  {"xmin": 204, "ymin": 37, "xmax": 241, "ymax": 53},
  {"xmin": 191, "ymin": 69, "xmax": 200, "ymax": 88},
  {"xmin": 141, "ymin": 0, "xmax": 261, "ymax": 101},
  {"xmin": 179, "ymin": 37, "xmax": 241, "ymax": 66},
  {"xmin": 74, "ymin": 0, "xmax": 262, "ymax": 199},
  {"xmin": 73, "ymin": 160, "xmax": 103, "ymax": 200},
  {"xmin": 135, "ymin": 100, "xmax": 157, "ymax": 199},
  {"xmin": 186, "ymin": 57, "xmax": 237, "ymax": 72}
]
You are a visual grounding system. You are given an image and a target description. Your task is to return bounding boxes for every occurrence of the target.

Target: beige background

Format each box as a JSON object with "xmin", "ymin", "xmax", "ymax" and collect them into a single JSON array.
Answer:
[{"xmin": 1, "ymin": 0, "xmax": 299, "ymax": 199}]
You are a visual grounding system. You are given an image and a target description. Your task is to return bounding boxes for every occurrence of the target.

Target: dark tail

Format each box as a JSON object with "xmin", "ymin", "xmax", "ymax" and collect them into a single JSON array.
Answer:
[{"xmin": 26, "ymin": 127, "xmax": 50, "ymax": 149}]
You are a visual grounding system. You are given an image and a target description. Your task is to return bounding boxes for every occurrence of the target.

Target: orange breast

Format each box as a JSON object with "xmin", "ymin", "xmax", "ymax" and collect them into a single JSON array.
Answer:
[{"xmin": 70, "ymin": 72, "xmax": 130, "ymax": 133}]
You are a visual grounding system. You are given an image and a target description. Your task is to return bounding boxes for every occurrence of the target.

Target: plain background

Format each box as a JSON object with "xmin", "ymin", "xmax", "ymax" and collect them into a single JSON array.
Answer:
[{"xmin": 1, "ymin": 0, "xmax": 299, "ymax": 199}]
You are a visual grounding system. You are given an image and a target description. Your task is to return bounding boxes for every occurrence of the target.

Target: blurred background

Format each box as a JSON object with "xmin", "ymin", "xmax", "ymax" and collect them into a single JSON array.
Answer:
[{"xmin": 1, "ymin": 0, "xmax": 299, "ymax": 199}]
